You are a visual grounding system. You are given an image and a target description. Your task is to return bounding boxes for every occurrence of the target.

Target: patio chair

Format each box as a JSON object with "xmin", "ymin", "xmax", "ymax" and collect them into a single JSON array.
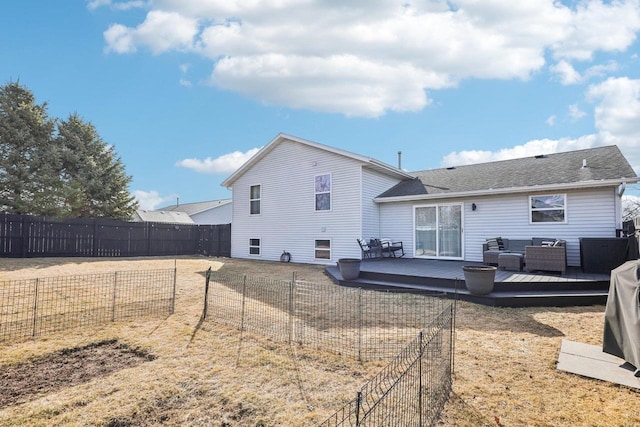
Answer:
[
  {"xmin": 357, "ymin": 238, "xmax": 381, "ymax": 259},
  {"xmin": 379, "ymin": 238, "xmax": 405, "ymax": 258},
  {"xmin": 524, "ymin": 240, "xmax": 567, "ymax": 274}
]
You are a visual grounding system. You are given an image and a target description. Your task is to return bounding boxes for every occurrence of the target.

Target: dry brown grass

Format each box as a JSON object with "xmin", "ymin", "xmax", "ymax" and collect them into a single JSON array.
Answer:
[{"xmin": 0, "ymin": 256, "xmax": 638, "ymax": 426}]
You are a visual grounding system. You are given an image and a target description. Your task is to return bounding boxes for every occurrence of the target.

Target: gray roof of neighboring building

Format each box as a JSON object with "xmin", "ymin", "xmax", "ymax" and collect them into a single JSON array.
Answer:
[
  {"xmin": 158, "ymin": 199, "xmax": 232, "ymax": 215},
  {"xmin": 134, "ymin": 210, "xmax": 195, "ymax": 224},
  {"xmin": 377, "ymin": 145, "xmax": 638, "ymax": 199}
]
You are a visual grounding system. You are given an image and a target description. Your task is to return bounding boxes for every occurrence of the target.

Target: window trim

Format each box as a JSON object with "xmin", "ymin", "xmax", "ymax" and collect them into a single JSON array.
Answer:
[
  {"xmin": 249, "ymin": 184, "xmax": 261, "ymax": 216},
  {"xmin": 529, "ymin": 193, "xmax": 567, "ymax": 224},
  {"xmin": 314, "ymin": 173, "xmax": 332, "ymax": 212},
  {"xmin": 314, "ymin": 238, "xmax": 331, "ymax": 260},
  {"xmin": 249, "ymin": 238, "xmax": 261, "ymax": 256}
]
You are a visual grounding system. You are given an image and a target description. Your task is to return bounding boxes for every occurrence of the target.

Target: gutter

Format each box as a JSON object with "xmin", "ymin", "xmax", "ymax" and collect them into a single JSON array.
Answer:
[{"xmin": 374, "ymin": 177, "xmax": 640, "ymax": 203}]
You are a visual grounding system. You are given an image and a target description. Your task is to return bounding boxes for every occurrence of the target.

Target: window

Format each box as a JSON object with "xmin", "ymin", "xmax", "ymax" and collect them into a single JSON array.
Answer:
[
  {"xmin": 250, "ymin": 185, "xmax": 261, "ymax": 215},
  {"xmin": 530, "ymin": 194, "xmax": 566, "ymax": 223},
  {"xmin": 315, "ymin": 174, "xmax": 331, "ymax": 211},
  {"xmin": 249, "ymin": 238, "xmax": 261, "ymax": 255},
  {"xmin": 315, "ymin": 239, "xmax": 331, "ymax": 260}
]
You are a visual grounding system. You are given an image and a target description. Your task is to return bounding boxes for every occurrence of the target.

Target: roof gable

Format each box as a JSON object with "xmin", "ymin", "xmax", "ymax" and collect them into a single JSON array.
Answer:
[
  {"xmin": 378, "ymin": 145, "xmax": 638, "ymax": 199},
  {"xmin": 221, "ymin": 133, "xmax": 412, "ymax": 188}
]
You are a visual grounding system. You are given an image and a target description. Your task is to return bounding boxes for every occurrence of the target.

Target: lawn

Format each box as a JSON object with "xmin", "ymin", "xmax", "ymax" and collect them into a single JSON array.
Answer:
[{"xmin": 0, "ymin": 256, "xmax": 638, "ymax": 426}]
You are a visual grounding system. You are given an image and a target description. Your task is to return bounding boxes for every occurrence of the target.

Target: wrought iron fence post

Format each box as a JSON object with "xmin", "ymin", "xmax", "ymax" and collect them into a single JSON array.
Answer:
[
  {"xmin": 289, "ymin": 272, "xmax": 296, "ymax": 344},
  {"xmin": 240, "ymin": 275, "xmax": 247, "ymax": 334},
  {"xmin": 419, "ymin": 330, "xmax": 424, "ymax": 426},
  {"xmin": 357, "ymin": 288, "xmax": 363, "ymax": 361},
  {"xmin": 451, "ymin": 290, "xmax": 457, "ymax": 376},
  {"xmin": 355, "ymin": 390, "xmax": 362, "ymax": 426},
  {"xmin": 171, "ymin": 260, "xmax": 177, "ymax": 314},
  {"xmin": 202, "ymin": 266, "xmax": 211, "ymax": 319},
  {"xmin": 31, "ymin": 278, "xmax": 39, "ymax": 337},
  {"xmin": 112, "ymin": 272, "xmax": 118, "ymax": 322}
]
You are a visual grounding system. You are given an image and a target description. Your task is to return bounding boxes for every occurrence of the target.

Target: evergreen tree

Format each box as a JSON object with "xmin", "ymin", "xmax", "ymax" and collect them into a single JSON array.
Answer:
[
  {"xmin": 0, "ymin": 81, "xmax": 60, "ymax": 215},
  {"xmin": 0, "ymin": 81, "xmax": 138, "ymax": 220},
  {"xmin": 55, "ymin": 114, "xmax": 138, "ymax": 219}
]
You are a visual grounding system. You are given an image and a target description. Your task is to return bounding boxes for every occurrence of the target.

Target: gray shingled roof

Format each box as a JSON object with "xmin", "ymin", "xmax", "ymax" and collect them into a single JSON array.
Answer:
[{"xmin": 377, "ymin": 145, "xmax": 637, "ymax": 198}]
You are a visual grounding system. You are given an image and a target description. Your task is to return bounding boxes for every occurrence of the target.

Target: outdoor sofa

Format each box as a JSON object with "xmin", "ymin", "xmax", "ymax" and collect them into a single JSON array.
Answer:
[{"xmin": 483, "ymin": 237, "xmax": 567, "ymax": 274}]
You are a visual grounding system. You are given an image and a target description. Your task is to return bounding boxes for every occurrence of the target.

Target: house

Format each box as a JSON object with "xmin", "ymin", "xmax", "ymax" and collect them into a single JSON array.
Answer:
[
  {"xmin": 157, "ymin": 199, "xmax": 232, "ymax": 225},
  {"xmin": 221, "ymin": 133, "xmax": 639, "ymax": 266}
]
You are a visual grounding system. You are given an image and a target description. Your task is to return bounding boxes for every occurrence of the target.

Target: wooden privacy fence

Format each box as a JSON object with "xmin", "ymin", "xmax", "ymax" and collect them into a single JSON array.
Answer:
[{"xmin": 0, "ymin": 214, "xmax": 231, "ymax": 258}]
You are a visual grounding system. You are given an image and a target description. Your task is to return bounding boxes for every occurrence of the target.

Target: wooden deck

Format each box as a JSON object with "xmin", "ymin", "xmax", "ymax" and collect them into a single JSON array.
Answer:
[{"xmin": 325, "ymin": 258, "xmax": 612, "ymax": 307}]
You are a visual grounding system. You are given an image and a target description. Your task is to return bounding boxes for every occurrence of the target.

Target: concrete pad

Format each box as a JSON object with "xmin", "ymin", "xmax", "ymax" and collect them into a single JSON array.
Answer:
[{"xmin": 557, "ymin": 340, "xmax": 640, "ymax": 389}]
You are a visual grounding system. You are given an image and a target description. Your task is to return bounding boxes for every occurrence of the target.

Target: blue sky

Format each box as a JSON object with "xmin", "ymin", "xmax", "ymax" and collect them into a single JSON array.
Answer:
[{"xmin": 2, "ymin": 1, "xmax": 640, "ymax": 209}]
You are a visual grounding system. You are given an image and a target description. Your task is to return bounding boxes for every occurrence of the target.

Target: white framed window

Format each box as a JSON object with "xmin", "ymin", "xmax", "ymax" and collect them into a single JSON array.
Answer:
[
  {"xmin": 530, "ymin": 194, "xmax": 566, "ymax": 223},
  {"xmin": 249, "ymin": 238, "xmax": 261, "ymax": 255},
  {"xmin": 250, "ymin": 184, "xmax": 261, "ymax": 215},
  {"xmin": 314, "ymin": 239, "xmax": 331, "ymax": 260},
  {"xmin": 314, "ymin": 173, "xmax": 331, "ymax": 211}
]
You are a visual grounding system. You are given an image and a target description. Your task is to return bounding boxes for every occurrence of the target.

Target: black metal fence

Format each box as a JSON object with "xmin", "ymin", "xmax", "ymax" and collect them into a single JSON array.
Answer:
[
  {"xmin": 0, "ymin": 269, "xmax": 176, "ymax": 342},
  {"xmin": 203, "ymin": 271, "xmax": 455, "ymax": 426},
  {"xmin": 319, "ymin": 310, "xmax": 454, "ymax": 426},
  {"xmin": 0, "ymin": 213, "xmax": 230, "ymax": 258}
]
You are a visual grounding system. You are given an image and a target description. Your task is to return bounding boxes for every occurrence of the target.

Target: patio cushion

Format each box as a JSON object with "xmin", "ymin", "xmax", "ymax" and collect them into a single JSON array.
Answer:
[{"xmin": 532, "ymin": 237, "xmax": 556, "ymax": 246}]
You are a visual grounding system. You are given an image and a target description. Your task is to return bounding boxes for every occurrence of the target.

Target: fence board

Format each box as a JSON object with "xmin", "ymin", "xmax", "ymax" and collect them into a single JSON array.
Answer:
[{"xmin": 0, "ymin": 214, "xmax": 230, "ymax": 258}]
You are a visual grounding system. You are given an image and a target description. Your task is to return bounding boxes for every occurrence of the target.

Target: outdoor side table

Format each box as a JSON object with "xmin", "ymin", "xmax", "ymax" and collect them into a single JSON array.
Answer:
[{"xmin": 498, "ymin": 252, "xmax": 523, "ymax": 271}]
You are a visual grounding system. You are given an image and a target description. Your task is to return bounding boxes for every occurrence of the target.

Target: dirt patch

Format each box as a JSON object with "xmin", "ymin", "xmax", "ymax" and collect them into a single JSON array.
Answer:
[{"xmin": 0, "ymin": 340, "xmax": 155, "ymax": 408}]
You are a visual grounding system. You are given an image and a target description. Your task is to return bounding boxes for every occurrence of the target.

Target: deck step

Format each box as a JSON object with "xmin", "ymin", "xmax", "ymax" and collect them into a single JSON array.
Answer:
[{"xmin": 325, "ymin": 265, "xmax": 609, "ymax": 308}]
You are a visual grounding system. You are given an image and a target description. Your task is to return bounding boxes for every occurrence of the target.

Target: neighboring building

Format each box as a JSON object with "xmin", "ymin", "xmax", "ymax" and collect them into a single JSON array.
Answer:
[
  {"xmin": 132, "ymin": 209, "xmax": 195, "ymax": 224},
  {"xmin": 157, "ymin": 199, "xmax": 232, "ymax": 225},
  {"xmin": 221, "ymin": 133, "xmax": 639, "ymax": 266}
]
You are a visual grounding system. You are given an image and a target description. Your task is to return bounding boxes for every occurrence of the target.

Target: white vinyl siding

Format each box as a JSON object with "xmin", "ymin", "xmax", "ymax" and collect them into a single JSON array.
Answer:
[
  {"xmin": 379, "ymin": 187, "xmax": 618, "ymax": 266},
  {"xmin": 361, "ymin": 169, "xmax": 403, "ymax": 243},
  {"xmin": 230, "ymin": 138, "xmax": 364, "ymax": 264},
  {"xmin": 379, "ymin": 202, "xmax": 415, "ymax": 258}
]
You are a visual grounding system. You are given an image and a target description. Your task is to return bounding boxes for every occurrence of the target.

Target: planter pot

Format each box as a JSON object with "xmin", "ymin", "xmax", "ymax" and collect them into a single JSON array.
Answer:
[
  {"xmin": 338, "ymin": 258, "xmax": 361, "ymax": 280},
  {"xmin": 463, "ymin": 265, "xmax": 496, "ymax": 295}
]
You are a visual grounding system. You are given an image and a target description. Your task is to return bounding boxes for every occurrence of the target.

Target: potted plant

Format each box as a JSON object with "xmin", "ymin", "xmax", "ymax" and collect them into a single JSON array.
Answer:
[
  {"xmin": 338, "ymin": 258, "xmax": 361, "ymax": 280},
  {"xmin": 462, "ymin": 265, "xmax": 496, "ymax": 295}
]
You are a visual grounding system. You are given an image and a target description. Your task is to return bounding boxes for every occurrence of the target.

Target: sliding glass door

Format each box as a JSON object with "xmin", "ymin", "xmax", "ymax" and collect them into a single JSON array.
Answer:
[{"xmin": 414, "ymin": 204, "xmax": 462, "ymax": 259}]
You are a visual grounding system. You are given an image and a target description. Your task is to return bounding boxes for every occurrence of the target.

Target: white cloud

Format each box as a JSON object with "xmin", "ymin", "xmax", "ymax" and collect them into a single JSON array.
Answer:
[
  {"xmin": 134, "ymin": 190, "xmax": 177, "ymax": 210},
  {"xmin": 87, "ymin": 0, "xmax": 146, "ymax": 11},
  {"xmin": 104, "ymin": 11, "xmax": 199, "ymax": 54},
  {"xmin": 550, "ymin": 59, "xmax": 619, "ymax": 85},
  {"xmin": 177, "ymin": 147, "xmax": 261, "ymax": 174},
  {"xmin": 551, "ymin": 0, "xmax": 640, "ymax": 61},
  {"xmin": 586, "ymin": 76, "xmax": 640, "ymax": 169},
  {"xmin": 568, "ymin": 104, "xmax": 587, "ymax": 121},
  {"xmin": 550, "ymin": 60, "xmax": 582, "ymax": 85},
  {"xmin": 104, "ymin": 24, "xmax": 136, "ymax": 54},
  {"xmin": 102, "ymin": 0, "xmax": 640, "ymax": 117},
  {"xmin": 546, "ymin": 115, "xmax": 556, "ymax": 126}
]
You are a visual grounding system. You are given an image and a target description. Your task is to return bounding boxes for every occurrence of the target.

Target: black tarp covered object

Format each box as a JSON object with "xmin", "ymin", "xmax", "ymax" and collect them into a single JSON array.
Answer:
[{"xmin": 603, "ymin": 260, "xmax": 640, "ymax": 375}]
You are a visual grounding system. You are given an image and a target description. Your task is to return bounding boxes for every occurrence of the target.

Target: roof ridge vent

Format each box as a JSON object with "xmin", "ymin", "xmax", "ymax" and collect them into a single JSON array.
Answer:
[
  {"xmin": 446, "ymin": 166, "xmax": 456, "ymax": 170},
  {"xmin": 582, "ymin": 159, "xmax": 589, "ymax": 169},
  {"xmin": 534, "ymin": 154, "xmax": 546, "ymax": 159}
]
